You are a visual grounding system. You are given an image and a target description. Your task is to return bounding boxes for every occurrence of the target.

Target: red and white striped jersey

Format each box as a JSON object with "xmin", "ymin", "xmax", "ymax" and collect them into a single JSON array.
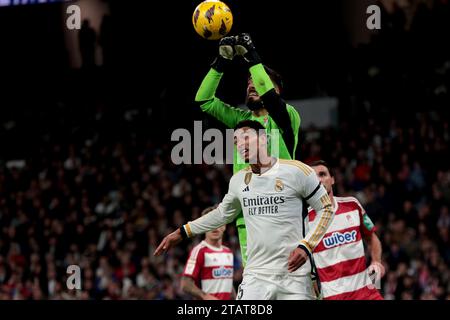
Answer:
[
  {"xmin": 183, "ymin": 240, "xmax": 234, "ymax": 300},
  {"xmin": 308, "ymin": 196, "xmax": 383, "ymax": 300}
]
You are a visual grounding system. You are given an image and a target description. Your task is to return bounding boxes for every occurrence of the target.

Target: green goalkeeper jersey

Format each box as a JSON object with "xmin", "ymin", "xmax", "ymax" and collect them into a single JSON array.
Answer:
[
  {"xmin": 201, "ymin": 98, "xmax": 300, "ymax": 174},
  {"xmin": 195, "ymin": 63, "xmax": 301, "ymax": 265}
]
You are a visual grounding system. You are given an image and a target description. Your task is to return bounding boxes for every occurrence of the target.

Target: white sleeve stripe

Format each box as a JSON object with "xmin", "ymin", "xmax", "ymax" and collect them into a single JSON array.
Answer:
[
  {"xmin": 184, "ymin": 244, "xmax": 205, "ymax": 276},
  {"xmin": 187, "ymin": 243, "xmax": 204, "ymax": 264}
]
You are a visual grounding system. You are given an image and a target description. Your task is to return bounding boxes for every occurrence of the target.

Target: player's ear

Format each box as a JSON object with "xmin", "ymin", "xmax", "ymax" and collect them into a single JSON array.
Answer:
[
  {"xmin": 274, "ymin": 84, "xmax": 281, "ymax": 95},
  {"xmin": 331, "ymin": 176, "xmax": 335, "ymax": 186}
]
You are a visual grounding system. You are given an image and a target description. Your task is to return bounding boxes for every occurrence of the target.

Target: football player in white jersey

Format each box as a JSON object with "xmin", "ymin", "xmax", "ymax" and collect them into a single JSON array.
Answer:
[{"xmin": 155, "ymin": 120, "xmax": 334, "ymax": 300}]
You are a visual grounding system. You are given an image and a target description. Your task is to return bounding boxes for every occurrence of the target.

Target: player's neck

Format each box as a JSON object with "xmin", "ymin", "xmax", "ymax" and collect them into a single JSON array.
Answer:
[
  {"xmin": 329, "ymin": 192, "xmax": 336, "ymax": 209},
  {"xmin": 251, "ymin": 108, "xmax": 268, "ymax": 117},
  {"xmin": 250, "ymin": 156, "xmax": 276, "ymax": 175},
  {"xmin": 205, "ymin": 238, "xmax": 222, "ymax": 248}
]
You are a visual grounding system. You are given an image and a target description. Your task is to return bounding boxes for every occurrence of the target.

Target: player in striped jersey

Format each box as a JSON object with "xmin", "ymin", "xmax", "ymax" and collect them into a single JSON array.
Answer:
[
  {"xmin": 180, "ymin": 206, "xmax": 235, "ymax": 300},
  {"xmin": 308, "ymin": 160, "xmax": 385, "ymax": 300}
]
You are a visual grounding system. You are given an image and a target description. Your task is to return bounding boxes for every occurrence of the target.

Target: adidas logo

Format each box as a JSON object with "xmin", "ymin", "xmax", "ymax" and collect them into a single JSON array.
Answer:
[{"xmin": 242, "ymin": 186, "xmax": 250, "ymax": 192}]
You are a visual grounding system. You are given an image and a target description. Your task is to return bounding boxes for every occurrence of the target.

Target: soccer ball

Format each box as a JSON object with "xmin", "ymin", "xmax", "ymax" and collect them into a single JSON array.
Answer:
[{"xmin": 192, "ymin": 0, "xmax": 233, "ymax": 40}]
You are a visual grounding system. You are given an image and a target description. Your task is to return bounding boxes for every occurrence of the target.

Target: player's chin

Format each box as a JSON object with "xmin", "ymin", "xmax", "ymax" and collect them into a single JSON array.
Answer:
[
  {"xmin": 246, "ymin": 96, "xmax": 261, "ymax": 104},
  {"xmin": 238, "ymin": 151, "xmax": 250, "ymax": 162},
  {"xmin": 241, "ymin": 153, "xmax": 252, "ymax": 163}
]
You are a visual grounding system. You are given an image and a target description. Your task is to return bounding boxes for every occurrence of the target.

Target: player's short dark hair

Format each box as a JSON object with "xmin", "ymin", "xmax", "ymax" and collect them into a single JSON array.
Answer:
[
  {"xmin": 265, "ymin": 66, "xmax": 284, "ymax": 92},
  {"xmin": 309, "ymin": 160, "xmax": 334, "ymax": 177},
  {"xmin": 248, "ymin": 65, "xmax": 284, "ymax": 93},
  {"xmin": 234, "ymin": 120, "xmax": 266, "ymax": 134}
]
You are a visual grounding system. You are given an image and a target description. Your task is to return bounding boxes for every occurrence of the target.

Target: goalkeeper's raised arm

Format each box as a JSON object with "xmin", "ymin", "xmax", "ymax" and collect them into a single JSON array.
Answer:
[
  {"xmin": 235, "ymin": 33, "xmax": 298, "ymax": 156},
  {"xmin": 194, "ymin": 35, "xmax": 249, "ymax": 128},
  {"xmin": 194, "ymin": 33, "xmax": 300, "ymax": 158}
]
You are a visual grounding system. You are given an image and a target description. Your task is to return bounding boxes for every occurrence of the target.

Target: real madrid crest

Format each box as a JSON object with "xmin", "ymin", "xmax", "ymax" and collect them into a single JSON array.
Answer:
[
  {"xmin": 275, "ymin": 178, "xmax": 284, "ymax": 192},
  {"xmin": 244, "ymin": 172, "xmax": 252, "ymax": 185}
]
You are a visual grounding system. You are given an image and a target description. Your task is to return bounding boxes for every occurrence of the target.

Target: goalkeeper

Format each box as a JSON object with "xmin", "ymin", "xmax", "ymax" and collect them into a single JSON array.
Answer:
[{"xmin": 195, "ymin": 33, "xmax": 301, "ymax": 267}]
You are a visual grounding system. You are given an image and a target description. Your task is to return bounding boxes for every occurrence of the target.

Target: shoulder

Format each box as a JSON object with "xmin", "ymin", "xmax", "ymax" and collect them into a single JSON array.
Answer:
[
  {"xmin": 202, "ymin": 98, "xmax": 250, "ymax": 114},
  {"xmin": 230, "ymin": 166, "xmax": 251, "ymax": 180},
  {"xmin": 221, "ymin": 245, "xmax": 233, "ymax": 254},
  {"xmin": 228, "ymin": 167, "xmax": 251, "ymax": 189},
  {"xmin": 336, "ymin": 196, "xmax": 365, "ymax": 212},
  {"xmin": 286, "ymin": 104, "xmax": 300, "ymax": 118},
  {"xmin": 278, "ymin": 159, "xmax": 314, "ymax": 176},
  {"xmin": 188, "ymin": 241, "xmax": 207, "ymax": 259},
  {"xmin": 285, "ymin": 104, "xmax": 299, "ymax": 114},
  {"xmin": 336, "ymin": 196, "xmax": 362, "ymax": 205}
]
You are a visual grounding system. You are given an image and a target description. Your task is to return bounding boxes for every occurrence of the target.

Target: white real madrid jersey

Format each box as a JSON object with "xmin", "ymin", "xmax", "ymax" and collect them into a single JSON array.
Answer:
[{"xmin": 186, "ymin": 159, "xmax": 334, "ymax": 276}]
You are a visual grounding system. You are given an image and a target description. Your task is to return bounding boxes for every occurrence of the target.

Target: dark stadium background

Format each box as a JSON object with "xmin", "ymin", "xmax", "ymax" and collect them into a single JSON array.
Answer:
[{"xmin": 0, "ymin": 0, "xmax": 448, "ymax": 300}]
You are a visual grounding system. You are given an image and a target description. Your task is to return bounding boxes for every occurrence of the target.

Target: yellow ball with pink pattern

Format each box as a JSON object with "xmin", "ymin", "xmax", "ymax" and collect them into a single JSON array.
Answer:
[{"xmin": 192, "ymin": 0, "xmax": 233, "ymax": 40}]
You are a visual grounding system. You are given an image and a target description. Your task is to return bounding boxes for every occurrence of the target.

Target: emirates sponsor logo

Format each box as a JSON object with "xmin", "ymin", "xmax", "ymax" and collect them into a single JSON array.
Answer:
[
  {"xmin": 242, "ymin": 195, "xmax": 285, "ymax": 207},
  {"xmin": 323, "ymin": 230, "xmax": 357, "ymax": 248}
]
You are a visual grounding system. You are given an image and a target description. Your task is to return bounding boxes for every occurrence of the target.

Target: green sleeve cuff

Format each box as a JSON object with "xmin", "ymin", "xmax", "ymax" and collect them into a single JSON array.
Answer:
[
  {"xmin": 249, "ymin": 63, "xmax": 274, "ymax": 96},
  {"xmin": 195, "ymin": 68, "xmax": 223, "ymax": 102}
]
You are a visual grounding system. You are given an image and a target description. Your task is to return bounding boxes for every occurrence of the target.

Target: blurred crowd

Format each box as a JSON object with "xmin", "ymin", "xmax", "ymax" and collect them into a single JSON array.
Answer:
[
  {"xmin": 0, "ymin": 134, "xmax": 237, "ymax": 299},
  {"xmin": 0, "ymin": 107, "xmax": 448, "ymax": 300},
  {"xmin": 0, "ymin": 0, "xmax": 449, "ymax": 300}
]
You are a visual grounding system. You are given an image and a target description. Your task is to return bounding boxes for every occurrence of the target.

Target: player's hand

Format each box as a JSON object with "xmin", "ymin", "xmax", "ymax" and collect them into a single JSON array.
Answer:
[
  {"xmin": 153, "ymin": 229, "xmax": 183, "ymax": 256},
  {"xmin": 218, "ymin": 35, "xmax": 237, "ymax": 60},
  {"xmin": 287, "ymin": 247, "xmax": 308, "ymax": 272},
  {"xmin": 211, "ymin": 35, "xmax": 236, "ymax": 72},
  {"xmin": 368, "ymin": 261, "xmax": 385, "ymax": 278},
  {"xmin": 202, "ymin": 293, "xmax": 219, "ymax": 300},
  {"xmin": 234, "ymin": 33, "xmax": 261, "ymax": 66}
]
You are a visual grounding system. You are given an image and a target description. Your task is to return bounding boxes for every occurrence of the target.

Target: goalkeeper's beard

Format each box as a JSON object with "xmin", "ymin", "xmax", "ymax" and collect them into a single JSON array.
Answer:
[{"xmin": 246, "ymin": 97, "xmax": 264, "ymax": 111}]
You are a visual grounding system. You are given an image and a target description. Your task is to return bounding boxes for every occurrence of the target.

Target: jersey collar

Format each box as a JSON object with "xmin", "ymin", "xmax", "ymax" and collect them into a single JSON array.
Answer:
[
  {"xmin": 332, "ymin": 196, "xmax": 338, "ymax": 211},
  {"xmin": 202, "ymin": 240, "xmax": 223, "ymax": 251},
  {"xmin": 254, "ymin": 157, "xmax": 279, "ymax": 176}
]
